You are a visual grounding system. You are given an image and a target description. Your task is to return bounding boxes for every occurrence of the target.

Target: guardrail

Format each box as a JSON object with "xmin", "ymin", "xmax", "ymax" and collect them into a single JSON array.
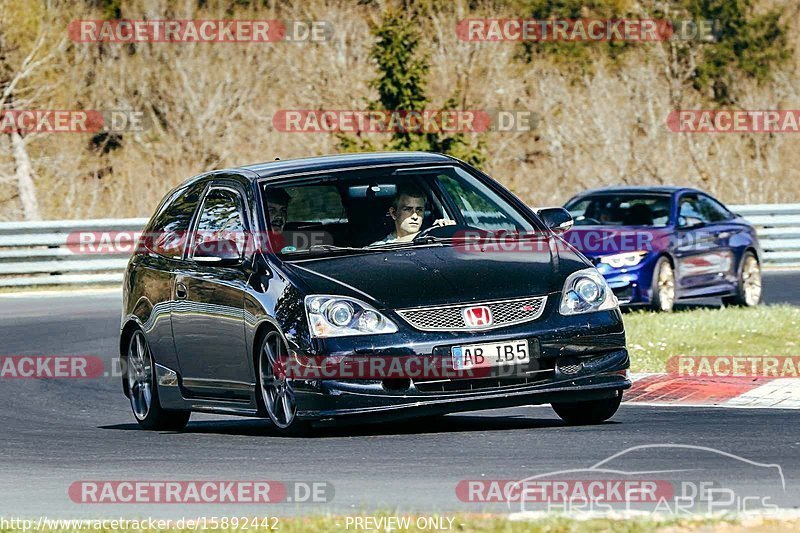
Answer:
[
  {"xmin": 0, "ymin": 218, "xmax": 147, "ymax": 288},
  {"xmin": 730, "ymin": 204, "xmax": 800, "ymax": 268},
  {"xmin": 0, "ymin": 204, "xmax": 798, "ymax": 288}
]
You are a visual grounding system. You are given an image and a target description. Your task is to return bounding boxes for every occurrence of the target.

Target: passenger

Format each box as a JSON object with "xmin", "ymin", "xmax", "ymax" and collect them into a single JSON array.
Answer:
[
  {"xmin": 267, "ymin": 189, "xmax": 291, "ymax": 233},
  {"xmin": 372, "ymin": 184, "xmax": 454, "ymax": 245}
]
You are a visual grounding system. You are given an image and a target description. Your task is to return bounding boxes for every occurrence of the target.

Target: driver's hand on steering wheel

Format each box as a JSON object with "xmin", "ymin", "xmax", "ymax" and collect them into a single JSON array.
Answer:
[{"xmin": 431, "ymin": 218, "xmax": 456, "ymax": 228}]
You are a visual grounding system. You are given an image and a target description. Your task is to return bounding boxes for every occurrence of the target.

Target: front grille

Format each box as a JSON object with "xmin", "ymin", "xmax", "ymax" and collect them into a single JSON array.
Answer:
[{"xmin": 396, "ymin": 296, "xmax": 547, "ymax": 332}]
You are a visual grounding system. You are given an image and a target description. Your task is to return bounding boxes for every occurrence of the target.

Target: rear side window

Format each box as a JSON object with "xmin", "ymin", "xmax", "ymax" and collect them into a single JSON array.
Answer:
[
  {"xmin": 145, "ymin": 183, "xmax": 204, "ymax": 259},
  {"xmin": 191, "ymin": 188, "xmax": 247, "ymax": 258}
]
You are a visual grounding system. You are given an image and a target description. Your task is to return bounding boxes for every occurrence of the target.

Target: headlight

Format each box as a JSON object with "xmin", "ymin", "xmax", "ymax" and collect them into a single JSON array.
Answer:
[
  {"xmin": 305, "ymin": 295, "xmax": 398, "ymax": 338},
  {"xmin": 599, "ymin": 251, "xmax": 648, "ymax": 268},
  {"xmin": 559, "ymin": 268, "xmax": 618, "ymax": 315}
]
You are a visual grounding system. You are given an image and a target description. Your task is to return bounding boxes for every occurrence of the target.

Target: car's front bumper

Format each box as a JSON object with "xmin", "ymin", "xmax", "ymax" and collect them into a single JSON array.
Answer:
[
  {"xmin": 293, "ymin": 348, "xmax": 630, "ymax": 422},
  {"xmin": 594, "ymin": 260, "xmax": 655, "ymax": 305}
]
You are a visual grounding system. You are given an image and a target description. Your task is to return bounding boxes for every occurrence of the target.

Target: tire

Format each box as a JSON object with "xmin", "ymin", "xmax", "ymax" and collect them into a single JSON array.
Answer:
[
  {"xmin": 256, "ymin": 330, "xmax": 311, "ymax": 437},
  {"xmin": 126, "ymin": 330, "xmax": 191, "ymax": 431},
  {"xmin": 649, "ymin": 256, "xmax": 675, "ymax": 312},
  {"xmin": 551, "ymin": 392, "xmax": 622, "ymax": 425},
  {"xmin": 722, "ymin": 251, "xmax": 762, "ymax": 307}
]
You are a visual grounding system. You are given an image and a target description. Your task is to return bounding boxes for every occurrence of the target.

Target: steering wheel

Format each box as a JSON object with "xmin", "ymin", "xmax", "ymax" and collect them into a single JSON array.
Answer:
[{"xmin": 413, "ymin": 223, "xmax": 490, "ymax": 242}]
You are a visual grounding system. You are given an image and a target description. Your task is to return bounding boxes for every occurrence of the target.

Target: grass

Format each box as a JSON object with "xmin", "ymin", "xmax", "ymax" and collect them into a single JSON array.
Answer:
[{"xmin": 623, "ymin": 305, "xmax": 800, "ymax": 373}]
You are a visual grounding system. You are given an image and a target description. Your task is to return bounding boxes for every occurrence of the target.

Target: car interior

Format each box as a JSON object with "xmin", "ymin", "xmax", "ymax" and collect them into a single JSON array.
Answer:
[{"xmin": 266, "ymin": 178, "xmax": 446, "ymax": 250}]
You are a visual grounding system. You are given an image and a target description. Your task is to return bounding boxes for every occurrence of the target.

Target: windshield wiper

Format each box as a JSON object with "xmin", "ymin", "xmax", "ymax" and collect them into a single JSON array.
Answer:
[{"xmin": 283, "ymin": 244, "xmax": 397, "ymax": 256}]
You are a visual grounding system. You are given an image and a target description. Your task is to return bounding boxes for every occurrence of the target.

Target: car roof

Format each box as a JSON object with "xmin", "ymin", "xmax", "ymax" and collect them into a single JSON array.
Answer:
[
  {"xmin": 570, "ymin": 185, "xmax": 704, "ymax": 198},
  {"xmin": 243, "ymin": 152, "xmax": 456, "ymax": 178},
  {"xmin": 177, "ymin": 152, "xmax": 458, "ymax": 189}
]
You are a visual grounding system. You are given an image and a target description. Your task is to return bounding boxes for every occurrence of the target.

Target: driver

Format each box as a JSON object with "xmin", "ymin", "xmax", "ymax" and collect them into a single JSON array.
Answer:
[{"xmin": 372, "ymin": 183, "xmax": 454, "ymax": 245}]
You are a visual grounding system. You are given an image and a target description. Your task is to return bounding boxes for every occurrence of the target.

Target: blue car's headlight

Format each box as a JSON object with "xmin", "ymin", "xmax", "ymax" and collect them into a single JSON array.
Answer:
[
  {"xmin": 305, "ymin": 295, "xmax": 398, "ymax": 338},
  {"xmin": 599, "ymin": 251, "xmax": 648, "ymax": 268},
  {"xmin": 559, "ymin": 268, "xmax": 618, "ymax": 315}
]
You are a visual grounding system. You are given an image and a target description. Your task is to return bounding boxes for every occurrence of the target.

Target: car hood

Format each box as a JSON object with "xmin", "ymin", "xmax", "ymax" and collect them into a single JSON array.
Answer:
[
  {"xmin": 563, "ymin": 226, "xmax": 672, "ymax": 258},
  {"xmin": 281, "ymin": 241, "xmax": 590, "ymax": 310}
]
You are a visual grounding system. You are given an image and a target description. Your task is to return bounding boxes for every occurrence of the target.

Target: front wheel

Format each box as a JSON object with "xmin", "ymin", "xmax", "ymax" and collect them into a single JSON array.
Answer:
[
  {"xmin": 126, "ymin": 330, "xmax": 190, "ymax": 431},
  {"xmin": 257, "ymin": 331, "xmax": 310, "ymax": 436},
  {"xmin": 723, "ymin": 252, "xmax": 762, "ymax": 307},
  {"xmin": 551, "ymin": 392, "xmax": 622, "ymax": 425},
  {"xmin": 649, "ymin": 257, "xmax": 675, "ymax": 312}
]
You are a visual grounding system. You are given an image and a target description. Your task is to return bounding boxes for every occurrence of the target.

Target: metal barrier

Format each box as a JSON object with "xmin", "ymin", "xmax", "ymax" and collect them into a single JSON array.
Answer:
[
  {"xmin": 730, "ymin": 204, "xmax": 800, "ymax": 268},
  {"xmin": 0, "ymin": 204, "xmax": 798, "ymax": 288},
  {"xmin": 0, "ymin": 218, "xmax": 147, "ymax": 288}
]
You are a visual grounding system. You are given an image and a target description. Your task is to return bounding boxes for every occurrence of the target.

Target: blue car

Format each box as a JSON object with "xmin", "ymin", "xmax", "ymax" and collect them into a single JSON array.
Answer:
[{"xmin": 563, "ymin": 186, "xmax": 763, "ymax": 311}]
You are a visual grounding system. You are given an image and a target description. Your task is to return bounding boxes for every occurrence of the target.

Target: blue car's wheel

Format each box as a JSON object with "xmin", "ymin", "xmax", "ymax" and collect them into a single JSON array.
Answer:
[
  {"xmin": 649, "ymin": 257, "xmax": 675, "ymax": 312},
  {"xmin": 723, "ymin": 252, "xmax": 762, "ymax": 307}
]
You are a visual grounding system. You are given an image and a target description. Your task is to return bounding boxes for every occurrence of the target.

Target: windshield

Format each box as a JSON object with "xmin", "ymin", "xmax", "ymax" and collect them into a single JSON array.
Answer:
[
  {"xmin": 262, "ymin": 165, "xmax": 537, "ymax": 257},
  {"xmin": 565, "ymin": 194, "xmax": 671, "ymax": 227}
]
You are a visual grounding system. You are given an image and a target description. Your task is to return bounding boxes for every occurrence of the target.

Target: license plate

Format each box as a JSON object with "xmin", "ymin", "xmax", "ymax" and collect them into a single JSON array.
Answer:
[{"xmin": 452, "ymin": 340, "xmax": 530, "ymax": 371}]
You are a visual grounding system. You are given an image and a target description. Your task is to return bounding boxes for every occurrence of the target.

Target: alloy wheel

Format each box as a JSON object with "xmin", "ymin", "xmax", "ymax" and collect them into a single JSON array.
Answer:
[
  {"xmin": 658, "ymin": 262, "xmax": 675, "ymax": 311},
  {"xmin": 127, "ymin": 331, "xmax": 153, "ymax": 421},
  {"xmin": 259, "ymin": 331, "xmax": 297, "ymax": 429},
  {"xmin": 742, "ymin": 255, "xmax": 762, "ymax": 306}
]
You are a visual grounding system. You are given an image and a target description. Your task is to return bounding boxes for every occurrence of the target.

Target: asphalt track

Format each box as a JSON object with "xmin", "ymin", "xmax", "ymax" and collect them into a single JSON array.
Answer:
[{"xmin": 0, "ymin": 271, "xmax": 799, "ymax": 519}]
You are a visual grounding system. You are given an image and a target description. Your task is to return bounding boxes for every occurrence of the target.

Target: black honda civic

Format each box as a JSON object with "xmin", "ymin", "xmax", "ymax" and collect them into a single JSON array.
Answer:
[{"xmin": 121, "ymin": 151, "xmax": 629, "ymax": 435}]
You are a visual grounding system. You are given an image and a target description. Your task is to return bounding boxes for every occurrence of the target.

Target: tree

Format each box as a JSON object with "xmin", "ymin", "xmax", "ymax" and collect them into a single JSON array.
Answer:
[{"xmin": 339, "ymin": 8, "xmax": 485, "ymax": 167}]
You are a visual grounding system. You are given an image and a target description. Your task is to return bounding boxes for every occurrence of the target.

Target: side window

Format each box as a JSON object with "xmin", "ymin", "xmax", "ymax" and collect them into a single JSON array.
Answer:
[
  {"xmin": 436, "ymin": 169, "xmax": 532, "ymax": 232},
  {"xmin": 269, "ymin": 185, "xmax": 348, "ymax": 226},
  {"xmin": 697, "ymin": 195, "xmax": 731, "ymax": 223},
  {"xmin": 145, "ymin": 183, "xmax": 204, "ymax": 259},
  {"xmin": 191, "ymin": 188, "xmax": 247, "ymax": 258},
  {"xmin": 678, "ymin": 196, "xmax": 706, "ymax": 226}
]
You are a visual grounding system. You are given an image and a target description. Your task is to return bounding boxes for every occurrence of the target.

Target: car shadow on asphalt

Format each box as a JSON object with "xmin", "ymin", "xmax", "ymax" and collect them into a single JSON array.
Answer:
[{"xmin": 99, "ymin": 413, "xmax": 614, "ymax": 438}]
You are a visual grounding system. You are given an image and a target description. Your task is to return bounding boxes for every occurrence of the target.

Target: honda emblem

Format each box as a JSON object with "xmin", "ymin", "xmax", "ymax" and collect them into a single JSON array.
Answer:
[{"xmin": 463, "ymin": 305, "xmax": 493, "ymax": 328}]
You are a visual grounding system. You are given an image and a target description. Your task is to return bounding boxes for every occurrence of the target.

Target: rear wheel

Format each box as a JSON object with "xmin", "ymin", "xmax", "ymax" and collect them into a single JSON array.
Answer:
[
  {"xmin": 127, "ymin": 330, "xmax": 190, "ymax": 431},
  {"xmin": 723, "ymin": 252, "xmax": 762, "ymax": 307},
  {"xmin": 551, "ymin": 392, "xmax": 622, "ymax": 425},
  {"xmin": 257, "ymin": 331, "xmax": 310, "ymax": 436},
  {"xmin": 649, "ymin": 257, "xmax": 675, "ymax": 312}
]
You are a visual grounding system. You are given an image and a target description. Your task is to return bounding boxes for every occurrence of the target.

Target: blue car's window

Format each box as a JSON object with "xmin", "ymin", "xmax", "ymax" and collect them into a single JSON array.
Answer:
[
  {"xmin": 567, "ymin": 194, "xmax": 671, "ymax": 227},
  {"xmin": 262, "ymin": 165, "xmax": 537, "ymax": 256}
]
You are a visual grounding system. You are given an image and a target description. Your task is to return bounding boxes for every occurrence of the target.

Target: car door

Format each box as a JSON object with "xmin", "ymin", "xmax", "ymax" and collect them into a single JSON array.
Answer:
[
  {"xmin": 171, "ymin": 181, "xmax": 253, "ymax": 400},
  {"xmin": 131, "ymin": 182, "xmax": 206, "ymax": 375},
  {"xmin": 695, "ymin": 193, "xmax": 741, "ymax": 290},
  {"xmin": 672, "ymin": 193, "xmax": 732, "ymax": 294}
]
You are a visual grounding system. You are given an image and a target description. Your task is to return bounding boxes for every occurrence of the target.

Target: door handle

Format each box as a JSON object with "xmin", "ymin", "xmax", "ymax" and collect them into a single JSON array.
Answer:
[{"xmin": 175, "ymin": 282, "xmax": 188, "ymax": 300}]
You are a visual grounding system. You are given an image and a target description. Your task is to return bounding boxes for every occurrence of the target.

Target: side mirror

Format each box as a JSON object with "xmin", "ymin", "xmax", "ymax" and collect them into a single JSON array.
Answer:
[
  {"xmin": 539, "ymin": 207, "xmax": 574, "ymax": 234},
  {"xmin": 192, "ymin": 239, "xmax": 243, "ymax": 266}
]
